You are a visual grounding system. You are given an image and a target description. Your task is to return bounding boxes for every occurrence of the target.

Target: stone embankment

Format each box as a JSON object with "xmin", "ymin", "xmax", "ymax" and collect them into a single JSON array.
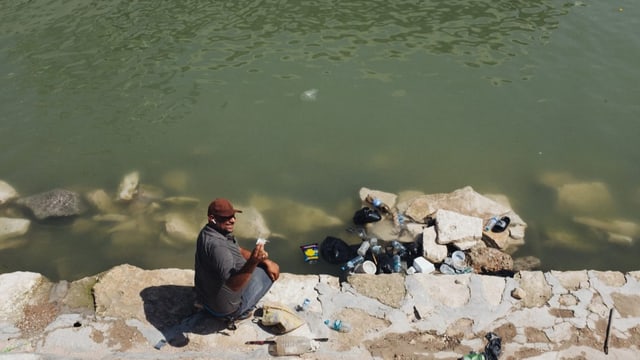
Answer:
[{"xmin": 1, "ymin": 264, "xmax": 639, "ymax": 359}]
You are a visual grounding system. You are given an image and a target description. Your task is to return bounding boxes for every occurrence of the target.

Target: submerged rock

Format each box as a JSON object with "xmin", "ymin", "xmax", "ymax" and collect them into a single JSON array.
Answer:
[
  {"xmin": 117, "ymin": 171, "xmax": 140, "ymax": 201},
  {"xmin": 0, "ymin": 217, "xmax": 30, "ymax": 241},
  {"xmin": 0, "ymin": 180, "xmax": 19, "ymax": 205},
  {"xmin": 17, "ymin": 189, "xmax": 87, "ymax": 220},
  {"xmin": 85, "ymin": 189, "xmax": 118, "ymax": 214},
  {"xmin": 557, "ymin": 181, "xmax": 614, "ymax": 215},
  {"xmin": 234, "ymin": 205, "xmax": 272, "ymax": 240}
]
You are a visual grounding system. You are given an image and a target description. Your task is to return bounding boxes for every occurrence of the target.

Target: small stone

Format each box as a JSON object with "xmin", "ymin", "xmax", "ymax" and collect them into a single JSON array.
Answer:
[
  {"xmin": 511, "ymin": 287, "xmax": 525, "ymax": 300},
  {"xmin": 117, "ymin": 171, "xmax": 140, "ymax": 201}
]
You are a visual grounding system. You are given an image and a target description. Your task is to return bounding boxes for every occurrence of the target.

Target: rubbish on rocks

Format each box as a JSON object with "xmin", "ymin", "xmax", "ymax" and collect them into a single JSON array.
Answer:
[
  {"xmin": 604, "ymin": 308, "xmax": 614, "ymax": 354},
  {"xmin": 392, "ymin": 254, "xmax": 402, "ymax": 273},
  {"xmin": 246, "ymin": 335, "xmax": 325, "ymax": 356},
  {"xmin": 300, "ymin": 243, "xmax": 319, "ymax": 263},
  {"xmin": 412, "ymin": 256, "xmax": 435, "ymax": 273},
  {"xmin": 460, "ymin": 332, "xmax": 502, "ymax": 360},
  {"xmin": 320, "ymin": 236, "xmax": 357, "ymax": 264},
  {"xmin": 341, "ymin": 255, "xmax": 365, "ymax": 272},
  {"xmin": 352, "ymin": 207, "xmax": 382, "ymax": 225},
  {"xmin": 440, "ymin": 252, "xmax": 472, "ymax": 274},
  {"xmin": 357, "ymin": 240, "xmax": 371, "ymax": 256},
  {"xmin": 324, "ymin": 319, "xmax": 351, "ymax": 333},
  {"xmin": 365, "ymin": 194, "xmax": 392, "ymax": 214},
  {"xmin": 484, "ymin": 332, "xmax": 502, "ymax": 360},
  {"xmin": 491, "ymin": 216, "xmax": 511, "ymax": 233},
  {"xmin": 484, "ymin": 216, "xmax": 500, "ymax": 232},
  {"xmin": 257, "ymin": 303, "xmax": 305, "ymax": 334},
  {"xmin": 296, "ymin": 298, "xmax": 310, "ymax": 312},
  {"xmin": 354, "ymin": 260, "xmax": 376, "ymax": 274}
]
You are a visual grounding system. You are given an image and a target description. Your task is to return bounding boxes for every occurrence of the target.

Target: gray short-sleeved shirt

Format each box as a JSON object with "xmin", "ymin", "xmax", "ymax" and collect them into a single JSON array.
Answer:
[{"xmin": 194, "ymin": 224, "xmax": 246, "ymax": 314}]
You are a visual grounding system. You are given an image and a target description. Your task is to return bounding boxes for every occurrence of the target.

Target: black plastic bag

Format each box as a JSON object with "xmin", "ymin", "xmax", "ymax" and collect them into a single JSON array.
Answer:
[
  {"xmin": 484, "ymin": 332, "xmax": 502, "ymax": 360},
  {"xmin": 352, "ymin": 207, "xmax": 381, "ymax": 225},
  {"xmin": 320, "ymin": 236, "xmax": 357, "ymax": 264}
]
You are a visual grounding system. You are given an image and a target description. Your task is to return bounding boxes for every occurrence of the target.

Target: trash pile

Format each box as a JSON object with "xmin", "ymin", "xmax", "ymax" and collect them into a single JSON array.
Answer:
[{"xmin": 319, "ymin": 186, "xmax": 533, "ymax": 276}]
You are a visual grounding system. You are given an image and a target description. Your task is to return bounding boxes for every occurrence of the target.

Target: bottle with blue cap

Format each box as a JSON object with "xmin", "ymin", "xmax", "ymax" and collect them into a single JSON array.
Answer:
[
  {"xmin": 392, "ymin": 254, "xmax": 402, "ymax": 273},
  {"xmin": 484, "ymin": 216, "xmax": 500, "ymax": 232},
  {"xmin": 365, "ymin": 194, "xmax": 391, "ymax": 214},
  {"xmin": 341, "ymin": 255, "xmax": 364, "ymax": 272},
  {"xmin": 296, "ymin": 298, "xmax": 311, "ymax": 312},
  {"xmin": 324, "ymin": 319, "xmax": 351, "ymax": 333}
]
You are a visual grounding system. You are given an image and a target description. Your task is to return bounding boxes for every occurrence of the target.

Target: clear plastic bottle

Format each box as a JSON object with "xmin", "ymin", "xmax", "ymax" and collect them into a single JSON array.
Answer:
[
  {"xmin": 484, "ymin": 216, "xmax": 499, "ymax": 231},
  {"xmin": 324, "ymin": 319, "xmax": 351, "ymax": 333},
  {"xmin": 390, "ymin": 240, "xmax": 407, "ymax": 256},
  {"xmin": 369, "ymin": 237, "xmax": 378, "ymax": 247},
  {"xmin": 392, "ymin": 254, "xmax": 402, "ymax": 273},
  {"xmin": 271, "ymin": 336, "xmax": 318, "ymax": 356},
  {"xmin": 357, "ymin": 240, "xmax": 370, "ymax": 257},
  {"xmin": 296, "ymin": 298, "xmax": 310, "ymax": 312},
  {"xmin": 365, "ymin": 194, "xmax": 391, "ymax": 214},
  {"xmin": 340, "ymin": 255, "xmax": 364, "ymax": 271}
]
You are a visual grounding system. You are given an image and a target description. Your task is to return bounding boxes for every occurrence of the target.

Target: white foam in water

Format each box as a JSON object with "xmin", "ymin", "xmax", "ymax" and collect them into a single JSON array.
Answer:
[{"xmin": 300, "ymin": 88, "xmax": 318, "ymax": 101}]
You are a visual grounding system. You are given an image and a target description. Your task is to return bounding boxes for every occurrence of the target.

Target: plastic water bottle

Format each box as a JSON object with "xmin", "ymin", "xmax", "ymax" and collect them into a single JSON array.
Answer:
[
  {"xmin": 369, "ymin": 237, "xmax": 378, "ymax": 247},
  {"xmin": 324, "ymin": 319, "xmax": 351, "ymax": 333},
  {"xmin": 296, "ymin": 298, "xmax": 311, "ymax": 312},
  {"xmin": 272, "ymin": 336, "xmax": 318, "ymax": 356},
  {"xmin": 357, "ymin": 240, "xmax": 370, "ymax": 257},
  {"xmin": 390, "ymin": 240, "xmax": 407, "ymax": 256},
  {"xmin": 392, "ymin": 254, "xmax": 401, "ymax": 273},
  {"xmin": 340, "ymin": 255, "xmax": 364, "ymax": 271},
  {"xmin": 366, "ymin": 195, "xmax": 391, "ymax": 214},
  {"xmin": 484, "ymin": 216, "xmax": 499, "ymax": 231}
]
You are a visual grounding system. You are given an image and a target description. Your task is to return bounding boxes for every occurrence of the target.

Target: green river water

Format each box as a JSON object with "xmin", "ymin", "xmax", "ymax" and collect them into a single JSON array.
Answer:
[{"xmin": 0, "ymin": 0, "xmax": 639, "ymax": 280}]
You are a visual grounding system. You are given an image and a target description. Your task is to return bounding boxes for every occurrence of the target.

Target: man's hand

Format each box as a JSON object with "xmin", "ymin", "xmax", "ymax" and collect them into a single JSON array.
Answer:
[
  {"xmin": 248, "ymin": 243, "xmax": 269, "ymax": 265},
  {"xmin": 261, "ymin": 259, "xmax": 280, "ymax": 281}
]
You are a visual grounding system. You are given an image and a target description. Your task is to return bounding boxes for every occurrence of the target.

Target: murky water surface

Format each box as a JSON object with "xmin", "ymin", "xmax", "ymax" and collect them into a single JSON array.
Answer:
[{"xmin": 1, "ymin": 0, "xmax": 638, "ymax": 280}]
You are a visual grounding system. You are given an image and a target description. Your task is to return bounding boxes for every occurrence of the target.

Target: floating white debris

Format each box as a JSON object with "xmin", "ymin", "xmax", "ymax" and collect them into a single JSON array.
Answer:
[{"xmin": 300, "ymin": 88, "xmax": 318, "ymax": 102}]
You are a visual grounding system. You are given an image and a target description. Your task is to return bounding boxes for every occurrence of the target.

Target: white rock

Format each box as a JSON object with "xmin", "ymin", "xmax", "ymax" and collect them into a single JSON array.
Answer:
[
  {"xmin": 0, "ymin": 180, "xmax": 18, "ymax": 205},
  {"xmin": 434, "ymin": 209, "xmax": 482, "ymax": 250},
  {"xmin": 422, "ymin": 227, "xmax": 447, "ymax": 263},
  {"xmin": 0, "ymin": 217, "xmax": 30, "ymax": 241},
  {"xmin": 117, "ymin": 171, "xmax": 140, "ymax": 201},
  {"xmin": 358, "ymin": 187, "xmax": 397, "ymax": 209},
  {"xmin": 0, "ymin": 272, "xmax": 45, "ymax": 322}
]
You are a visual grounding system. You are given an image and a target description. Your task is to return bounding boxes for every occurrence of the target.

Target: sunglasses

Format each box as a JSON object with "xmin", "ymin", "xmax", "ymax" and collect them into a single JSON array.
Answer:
[{"xmin": 215, "ymin": 214, "xmax": 236, "ymax": 222}]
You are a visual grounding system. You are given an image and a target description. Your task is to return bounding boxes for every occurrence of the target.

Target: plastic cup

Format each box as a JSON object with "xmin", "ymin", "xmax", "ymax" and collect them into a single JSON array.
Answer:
[
  {"xmin": 355, "ymin": 260, "xmax": 377, "ymax": 274},
  {"xmin": 451, "ymin": 251, "xmax": 466, "ymax": 270}
]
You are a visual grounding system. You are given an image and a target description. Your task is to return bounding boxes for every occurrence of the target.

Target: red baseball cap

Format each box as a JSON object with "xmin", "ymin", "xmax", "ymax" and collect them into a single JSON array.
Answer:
[{"xmin": 207, "ymin": 198, "xmax": 242, "ymax": 217}]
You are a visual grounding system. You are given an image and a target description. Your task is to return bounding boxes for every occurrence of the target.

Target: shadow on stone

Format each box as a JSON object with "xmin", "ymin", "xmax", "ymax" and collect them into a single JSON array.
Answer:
[{"xmin": 140, "ymin": 285, "xmax": 229, "ymax": 347}]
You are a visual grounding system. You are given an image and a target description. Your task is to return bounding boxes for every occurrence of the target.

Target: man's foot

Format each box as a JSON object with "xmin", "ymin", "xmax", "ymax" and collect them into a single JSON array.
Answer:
[
  {"xmin": 236, "ymin": 308, "xmax": 255, "ymax": 321},
  {"xmin": 224, "ymin": 308, "xmax": 255, "ymax": 330}
]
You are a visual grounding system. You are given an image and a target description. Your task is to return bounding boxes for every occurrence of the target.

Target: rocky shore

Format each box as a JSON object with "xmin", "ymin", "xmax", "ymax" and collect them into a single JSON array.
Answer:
[
  {"xmin": 2, "ymin": 175, "xmax": 640, "ymax": 359},
  {"xmin": 1, "ymin": 264, "xmax": 639, "ymax": 359}
]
